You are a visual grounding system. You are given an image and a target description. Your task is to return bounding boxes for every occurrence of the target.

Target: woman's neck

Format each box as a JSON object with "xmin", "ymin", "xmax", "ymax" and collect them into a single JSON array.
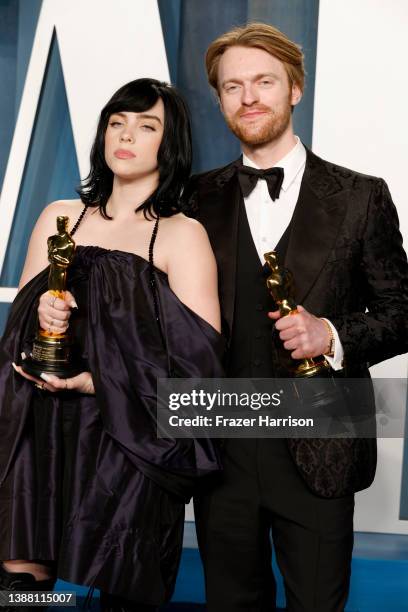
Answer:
[{"xmin": 107, "ymin": 174, "xmax": 159, "ymax": 219}]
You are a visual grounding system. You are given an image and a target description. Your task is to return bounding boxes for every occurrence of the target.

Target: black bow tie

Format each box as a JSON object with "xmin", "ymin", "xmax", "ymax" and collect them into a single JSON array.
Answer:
[{"xmin": 237, "ymin": 165, "xmax": 284, "ymax": 201}]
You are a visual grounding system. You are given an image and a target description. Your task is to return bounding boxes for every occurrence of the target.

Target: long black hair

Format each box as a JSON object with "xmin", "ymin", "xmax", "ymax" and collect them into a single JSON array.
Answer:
[{"xmin": 77, "ymin": 78, "xmax": 192, "ymax": 219}]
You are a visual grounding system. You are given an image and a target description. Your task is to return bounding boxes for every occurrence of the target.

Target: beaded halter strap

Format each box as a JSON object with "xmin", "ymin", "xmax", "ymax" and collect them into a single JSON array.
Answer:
[
  {"xmin": 148, "ymin": 214, "xmax": 167, "ymax": 349},
  {"xmin": 70, "ymin": 205, "xmax": 167, "ymax": 351},
  {"xmin": 70, "ymin": 204, "xmax": 87, "ymax": 237}
]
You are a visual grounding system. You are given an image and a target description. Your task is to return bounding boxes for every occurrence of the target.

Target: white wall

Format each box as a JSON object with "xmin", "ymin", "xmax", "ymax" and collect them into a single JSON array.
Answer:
[{"xmin": 313, "ymin": 0, "xmax": 408, "ymax": 534}]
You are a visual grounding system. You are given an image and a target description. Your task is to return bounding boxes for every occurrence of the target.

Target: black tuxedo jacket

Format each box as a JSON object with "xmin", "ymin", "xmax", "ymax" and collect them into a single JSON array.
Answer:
[{"xmin": 185, "ymin": 148, "xmax": 408, "ymax": 498}]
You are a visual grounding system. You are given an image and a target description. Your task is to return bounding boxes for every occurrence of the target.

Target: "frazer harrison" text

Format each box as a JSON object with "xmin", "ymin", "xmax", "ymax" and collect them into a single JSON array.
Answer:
[{"xmin": 168, "ymin": 415, "xmax": 314, "ymax": 428}]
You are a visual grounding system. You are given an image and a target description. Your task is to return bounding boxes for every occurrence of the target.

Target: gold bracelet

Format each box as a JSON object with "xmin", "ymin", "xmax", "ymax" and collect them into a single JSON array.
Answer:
[{"xmin": 321, "ymin": 318, "xmax": 335, "ymax": 356}]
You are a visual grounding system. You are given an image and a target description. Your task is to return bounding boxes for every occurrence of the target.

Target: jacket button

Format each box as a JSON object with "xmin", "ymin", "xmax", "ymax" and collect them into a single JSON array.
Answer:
[
  {"xmin": 256, "ymin": 303, "xmax": 263, "ymax": 311},
  {"xmin": 253, "ymin": 358, "xmax": 262, "ymax": 367},
  {"xmin": 255, "ymin": 331, "xmax": 263, "ymax": 339}
]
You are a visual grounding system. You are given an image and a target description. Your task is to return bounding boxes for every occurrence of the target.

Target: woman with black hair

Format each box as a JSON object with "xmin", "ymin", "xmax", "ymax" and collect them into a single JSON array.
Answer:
[{"xmin": 0, "ymin": 79, "xmax": 223, "ymax": 611}]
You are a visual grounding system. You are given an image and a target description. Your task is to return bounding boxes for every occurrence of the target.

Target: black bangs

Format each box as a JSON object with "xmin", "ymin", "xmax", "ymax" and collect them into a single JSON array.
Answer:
[
  {"xmin": 102, "ymin": 80, "xmax": 160, "ymax": 119},
  {"xmin": 77, "ymin": 78, "xmax": 193, "ymax": 220}
]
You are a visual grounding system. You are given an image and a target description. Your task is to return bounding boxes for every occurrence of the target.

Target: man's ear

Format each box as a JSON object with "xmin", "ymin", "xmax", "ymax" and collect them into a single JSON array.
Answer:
[{"xmin": 291, "ymin": 83, "xmax": 302, "ymax": 107}]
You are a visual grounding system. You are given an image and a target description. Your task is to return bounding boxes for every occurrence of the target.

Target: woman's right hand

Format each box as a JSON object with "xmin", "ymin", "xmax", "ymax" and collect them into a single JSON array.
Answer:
[{"xmin": 38, "ymin": 290, "xmax": 77, "ymax": 334}]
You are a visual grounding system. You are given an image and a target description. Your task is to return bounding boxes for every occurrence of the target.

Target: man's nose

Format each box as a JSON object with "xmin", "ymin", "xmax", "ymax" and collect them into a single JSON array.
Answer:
[{"xmin": 241, "ymin": 84, "xmax": 259, "ymax": 106}]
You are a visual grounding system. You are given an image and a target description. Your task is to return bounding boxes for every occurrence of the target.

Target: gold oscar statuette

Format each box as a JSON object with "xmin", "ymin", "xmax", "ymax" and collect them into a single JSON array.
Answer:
[
  {"xmin": 22, "ymin": 216, "xmax": 82, "ymax": 379},
  {"xmin": 264, "ymin": 251, "xmax": 330, "ymax": 377}
]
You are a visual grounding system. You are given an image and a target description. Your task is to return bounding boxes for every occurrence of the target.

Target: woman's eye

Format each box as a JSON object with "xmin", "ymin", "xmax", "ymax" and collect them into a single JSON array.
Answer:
[
  {"xmin": 109, "ymin": 121, "xmax": 122, "ymax": 127},
  {"xmin": 141, "ymin": 125, "xmax": 156, "ymax": 131}
]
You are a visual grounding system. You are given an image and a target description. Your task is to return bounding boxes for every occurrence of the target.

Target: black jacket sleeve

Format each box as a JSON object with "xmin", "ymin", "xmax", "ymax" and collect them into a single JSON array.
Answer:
[{"xmin": 331, "ymin": 178, "xmax": 408, "ymax": 368}]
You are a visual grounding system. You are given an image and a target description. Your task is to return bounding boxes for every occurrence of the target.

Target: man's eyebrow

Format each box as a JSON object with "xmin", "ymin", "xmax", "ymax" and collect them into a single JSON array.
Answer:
[
  {"xmin": 110, "ymin": 111, "xmax": 163, "ymax": 124},
  {"xmin": 221, "ymin": 72, "xmax": 279, "ymax": 87}
]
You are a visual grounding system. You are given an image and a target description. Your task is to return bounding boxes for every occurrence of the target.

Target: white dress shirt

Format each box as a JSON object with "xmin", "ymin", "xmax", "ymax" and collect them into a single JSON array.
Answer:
[{"xmin": 242, "ymin": 137, "xmax": 343, "ymax": 370}]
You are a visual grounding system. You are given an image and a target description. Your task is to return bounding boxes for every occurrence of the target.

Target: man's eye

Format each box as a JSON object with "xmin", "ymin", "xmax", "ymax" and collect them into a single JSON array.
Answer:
[
  {"xmin": 260, "ymin": 80, "xmax": 273, "ymax": 86},
  {"xmin": 225, "ymin": 85, "xmax": 239, "ymax": 93}
]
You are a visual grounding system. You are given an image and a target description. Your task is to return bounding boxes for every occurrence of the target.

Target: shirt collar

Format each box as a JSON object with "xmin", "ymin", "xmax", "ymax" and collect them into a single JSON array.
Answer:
[{"xmin": 242, "ymin": 136, "xmax": 306, "ymax": 192}]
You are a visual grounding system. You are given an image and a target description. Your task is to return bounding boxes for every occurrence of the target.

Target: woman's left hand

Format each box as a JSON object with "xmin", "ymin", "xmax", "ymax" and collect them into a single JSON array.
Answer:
[{"xmin": 12, "ymin": 361, "xmax": 95, "ymax": 394}]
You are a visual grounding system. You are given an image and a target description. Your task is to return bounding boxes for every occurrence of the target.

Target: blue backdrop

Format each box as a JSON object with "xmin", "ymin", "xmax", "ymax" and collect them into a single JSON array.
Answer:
[{"xmin": 158, "ymin": 0, "xmax": 319, "ymax": 172}]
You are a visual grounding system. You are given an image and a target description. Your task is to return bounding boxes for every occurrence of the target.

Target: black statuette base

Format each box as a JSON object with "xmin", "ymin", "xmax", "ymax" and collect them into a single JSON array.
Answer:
[
  {"xmin": 21, "ymin": 356, "xmax": 83, "ymax": 379},
  {"xmin": 21, "ymin": 335, "xmax": 83, "ymax": 379}
]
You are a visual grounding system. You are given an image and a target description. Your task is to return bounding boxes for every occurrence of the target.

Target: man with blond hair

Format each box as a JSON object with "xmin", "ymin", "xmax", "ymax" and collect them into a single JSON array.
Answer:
[{"xmin": 187, "ymin": 22, "xmax": 408, "ymax": 612}]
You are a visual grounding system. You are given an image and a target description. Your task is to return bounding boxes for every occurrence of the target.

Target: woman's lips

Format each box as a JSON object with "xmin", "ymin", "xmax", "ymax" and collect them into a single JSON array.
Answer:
[{"xmin": 114, "ymin": 149, "xmax": 136, "ymax": 159}]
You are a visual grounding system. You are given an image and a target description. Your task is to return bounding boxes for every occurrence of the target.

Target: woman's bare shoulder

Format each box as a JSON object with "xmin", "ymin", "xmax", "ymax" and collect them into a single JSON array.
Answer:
[
  {"xmin": 40, "ymin": 199, "xmax": 85, "ymax": 226},
  {"xmin": 158, "ymin": 213, "xmax": 216, "ymax": 272},
  {"xmin": 29, "ymin": 199, "xmax": 84, "ymax": 237},
  {"xmin": 160, "ymin": 212, "xmax": 209, "ymax": 243}
]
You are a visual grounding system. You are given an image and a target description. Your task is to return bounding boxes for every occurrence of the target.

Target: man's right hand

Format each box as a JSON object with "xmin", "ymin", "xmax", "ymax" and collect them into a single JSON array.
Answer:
[{"xmin": 38, "ymin": 290, "xmax": 77, "ymax": 334}]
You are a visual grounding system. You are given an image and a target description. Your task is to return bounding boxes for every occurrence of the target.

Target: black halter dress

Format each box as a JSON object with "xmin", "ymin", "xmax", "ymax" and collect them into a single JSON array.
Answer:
[{"xmin": 0, "ymin": 209, "xmax": 224, "ymax": 605}]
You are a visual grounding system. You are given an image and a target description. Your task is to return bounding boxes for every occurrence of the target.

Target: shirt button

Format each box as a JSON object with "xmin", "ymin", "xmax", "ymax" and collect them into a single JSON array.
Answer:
[
  {"xmin": 253, "ymin": 358, "xmax": 262, "ymax": 367},
  {"xmin": 262, "ymin": 237, "xmax": 267, "ymax": 243},
  {"xmin": 256, "ymin": 303, "xmax": 263, "ymax": 311}
]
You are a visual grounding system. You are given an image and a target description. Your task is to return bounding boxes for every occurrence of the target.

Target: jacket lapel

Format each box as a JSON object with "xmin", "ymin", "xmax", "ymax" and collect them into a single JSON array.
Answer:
[
  {"xmin": 284, "ymin": 149, "xmax": 350, "ymax": 304},
  {"xmin": 197, "ymin": 160, "xmax": 241, "ymax": 336}
]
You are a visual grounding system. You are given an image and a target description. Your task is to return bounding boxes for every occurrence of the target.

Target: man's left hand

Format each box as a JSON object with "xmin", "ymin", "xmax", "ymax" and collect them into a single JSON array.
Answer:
[{"xmin": 268, "ymin": 305, "xmax": 330, "ymax": 359}]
